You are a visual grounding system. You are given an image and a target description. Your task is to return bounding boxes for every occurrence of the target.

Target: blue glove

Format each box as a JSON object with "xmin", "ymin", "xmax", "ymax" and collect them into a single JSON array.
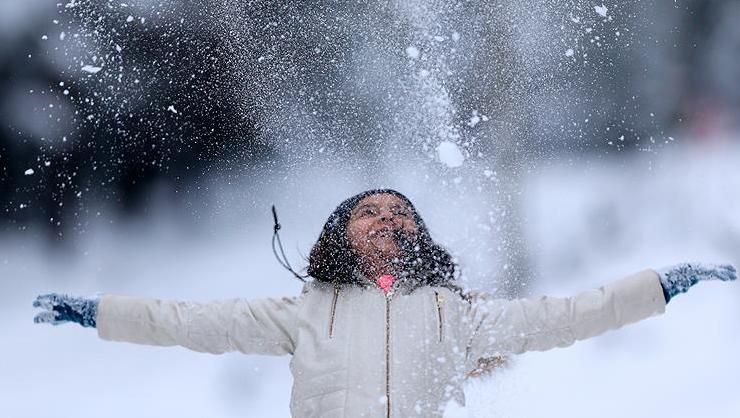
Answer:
[
  {"xmin": 656, "ymin": 262, "xmax": 736, "ymax": 303},
  {"xmin": 33, "ymin": 293, "xmax": 99, "ymax": 328}
]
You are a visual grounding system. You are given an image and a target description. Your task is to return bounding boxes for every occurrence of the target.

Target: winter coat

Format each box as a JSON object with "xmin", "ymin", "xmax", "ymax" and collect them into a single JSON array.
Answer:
[{"xmin": 96, "ymin": 269, "xmax": 666, "ymax": 417}]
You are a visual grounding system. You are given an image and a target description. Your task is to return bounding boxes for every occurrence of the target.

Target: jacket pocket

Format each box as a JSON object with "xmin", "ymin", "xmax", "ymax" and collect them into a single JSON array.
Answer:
[
  {"xmin": 434, "ymin": 291, "xmax": 444, "ymax": 342},
  {"xmin": 328, "ymin": 286, "xmax": 340, "ymax": 338}
]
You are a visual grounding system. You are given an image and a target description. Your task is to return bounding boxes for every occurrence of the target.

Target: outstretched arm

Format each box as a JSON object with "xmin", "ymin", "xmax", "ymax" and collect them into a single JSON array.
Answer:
[
  {"xmin": 34, "ymin": 292, "xmax": 303, "ymax": 356},
  {"xmin": 465, "ymin": 263, "xmax": 736, "ymax": 367}
]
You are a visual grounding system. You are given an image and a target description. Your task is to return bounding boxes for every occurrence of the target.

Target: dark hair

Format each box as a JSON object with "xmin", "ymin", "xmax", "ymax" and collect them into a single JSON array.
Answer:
[{"xmin": 307, "ymin": 189, "xmax": 458, "ymax": 291}]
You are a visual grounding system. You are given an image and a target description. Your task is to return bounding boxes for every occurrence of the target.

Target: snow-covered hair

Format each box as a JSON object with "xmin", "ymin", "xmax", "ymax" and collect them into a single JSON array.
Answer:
[{"xmin": 307, "ymin": 189, "xmax": 458, "ymax": 290}]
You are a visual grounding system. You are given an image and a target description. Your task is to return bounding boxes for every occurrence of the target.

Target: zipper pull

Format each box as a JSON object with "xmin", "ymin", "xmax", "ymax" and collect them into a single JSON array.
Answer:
[
  {"xmin": 435, "ymin": 291, "xmax": 445, "ymax": 342},
  {"xmin": 328, "ymin": 286, "xmax": 340, "ymax": 338},
  {"xmin": 436, "ymin": 292, "xmax": 445, "ymax": 306}
]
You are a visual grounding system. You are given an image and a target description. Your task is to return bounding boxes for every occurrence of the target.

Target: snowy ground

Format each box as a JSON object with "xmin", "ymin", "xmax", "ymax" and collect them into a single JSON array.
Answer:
[{"xmin": 1, "ymin": 140, "xmax": 738, "ymax": 418}]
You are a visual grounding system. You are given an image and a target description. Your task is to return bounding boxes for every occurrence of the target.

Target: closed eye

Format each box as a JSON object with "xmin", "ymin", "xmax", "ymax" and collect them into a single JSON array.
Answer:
[
  {"xmin": 354, "ymin": 205, "xmax": 378, "ymax": 217},
  {"xmin": 391, "ymin": 205, "xmax": 411, "ymax": 217}
]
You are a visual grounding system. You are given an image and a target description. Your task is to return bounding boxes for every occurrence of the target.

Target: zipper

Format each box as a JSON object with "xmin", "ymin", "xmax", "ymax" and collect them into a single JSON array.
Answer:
[
  {"xmin": 384, "ymin": 289, "xmax": 393, "ymax": 418},
  {"xmin": 434, "ymin": 291, "xmax": 444, "ymax": 343},
  {"xmin": 328, "ymin": 286, "xmax": 339, "ymax": 338}
]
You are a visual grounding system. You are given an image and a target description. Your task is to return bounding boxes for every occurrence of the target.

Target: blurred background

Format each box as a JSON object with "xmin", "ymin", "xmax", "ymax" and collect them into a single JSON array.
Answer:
[{"xmin": 1, "ymin": 0, "xmax": 738, "ymax": 417}]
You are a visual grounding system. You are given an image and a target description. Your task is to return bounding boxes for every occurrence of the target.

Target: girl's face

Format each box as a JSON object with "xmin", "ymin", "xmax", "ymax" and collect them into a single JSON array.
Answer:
[{"xmin": 346, "ymin": 193, "xmax": 418, "ymax": 264}]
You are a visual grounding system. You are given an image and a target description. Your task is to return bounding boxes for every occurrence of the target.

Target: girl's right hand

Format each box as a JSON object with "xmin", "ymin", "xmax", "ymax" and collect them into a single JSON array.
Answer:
[{"xmin": 33, "ymin": 293, "xmax": 99, "ymax": 328}]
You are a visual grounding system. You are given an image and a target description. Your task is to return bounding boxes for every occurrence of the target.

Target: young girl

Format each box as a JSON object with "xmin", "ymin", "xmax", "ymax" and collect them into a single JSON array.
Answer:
[{"xmin": 34, "ymin": 189, "xmax": 736, "ymax": 417}]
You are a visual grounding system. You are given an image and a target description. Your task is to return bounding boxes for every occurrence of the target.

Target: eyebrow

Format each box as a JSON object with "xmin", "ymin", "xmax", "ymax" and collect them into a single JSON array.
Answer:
[{"xmin": 351, "ymin": 203, "xmax": 410, "ymax": 214}]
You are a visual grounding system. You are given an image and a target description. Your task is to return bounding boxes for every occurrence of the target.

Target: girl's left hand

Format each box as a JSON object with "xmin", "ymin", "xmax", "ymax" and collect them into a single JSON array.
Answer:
[{"xmin": 656, "ymin": 262, "xmax": 736, "ymax": 303}]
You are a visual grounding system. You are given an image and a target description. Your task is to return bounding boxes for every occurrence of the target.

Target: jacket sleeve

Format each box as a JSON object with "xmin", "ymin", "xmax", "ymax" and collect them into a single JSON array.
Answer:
[
  {"xmin": 465, "ymin": 269, "xmax": 666, "ymax": 367},
  {"xmin": 96, "ymin": 294, "xmax": 301, "ymax": 356}
]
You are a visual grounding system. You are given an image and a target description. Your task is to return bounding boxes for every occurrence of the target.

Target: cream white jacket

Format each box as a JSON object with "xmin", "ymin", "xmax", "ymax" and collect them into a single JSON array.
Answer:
[{"xmin": 97, "ymin": 269, "xmax": 666, "ymax": 417}]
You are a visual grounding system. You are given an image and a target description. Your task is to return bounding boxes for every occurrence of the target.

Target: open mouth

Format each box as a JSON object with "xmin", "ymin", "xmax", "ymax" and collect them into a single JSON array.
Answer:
[{"xmin": 368, "ymin": 227, "xmax": 394, "ymax": 238}]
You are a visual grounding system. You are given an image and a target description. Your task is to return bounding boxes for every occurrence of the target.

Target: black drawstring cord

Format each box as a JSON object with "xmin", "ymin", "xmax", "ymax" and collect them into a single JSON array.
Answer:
[{"xmin": 271, "ymin": 205, "xmax": 308, "ymax": 282}]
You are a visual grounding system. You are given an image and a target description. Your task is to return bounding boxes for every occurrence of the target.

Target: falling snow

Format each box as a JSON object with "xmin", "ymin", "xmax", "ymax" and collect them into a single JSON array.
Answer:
[
  {"xmin": 405, "ymin": 45, "xmax": 420, "ymax": 59},
  {"xmin": 436, "ymin": 141, "xmax": 465, "ymax": 168},
  {"xmin": 81, "ymin": 65, "xmax": 102, "ymax": 74}
]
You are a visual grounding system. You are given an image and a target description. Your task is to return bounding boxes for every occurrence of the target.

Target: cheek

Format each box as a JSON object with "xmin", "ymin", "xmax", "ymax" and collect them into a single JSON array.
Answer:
[
  {"xmin": 347, "ymin": 220, "xmax": 370, "ymax": 247},
  {"xmin": 403, "ymin": 220, "xmax": 418, "ymax": 233}
]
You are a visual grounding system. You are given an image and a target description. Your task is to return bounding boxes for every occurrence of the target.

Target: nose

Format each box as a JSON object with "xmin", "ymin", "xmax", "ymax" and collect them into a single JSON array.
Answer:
[
  {"xmin": 377, "ymin": 208, "xmax": 401, "ymax": 226},
  {"xmin": 378, "ymin": 207, "xmax": 393, "ymax": 220}
]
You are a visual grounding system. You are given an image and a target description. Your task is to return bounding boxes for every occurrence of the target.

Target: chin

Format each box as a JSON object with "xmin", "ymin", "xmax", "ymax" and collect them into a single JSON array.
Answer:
[{"xmin": 377, "ymin": 246, "xmax": 401, "ymax": 259}]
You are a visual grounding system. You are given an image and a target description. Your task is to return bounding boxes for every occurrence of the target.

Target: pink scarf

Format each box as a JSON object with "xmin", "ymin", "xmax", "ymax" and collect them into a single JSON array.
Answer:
[{"xmin": 375, "ymin": 274, "xmax": 395, "ymax": 294}]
